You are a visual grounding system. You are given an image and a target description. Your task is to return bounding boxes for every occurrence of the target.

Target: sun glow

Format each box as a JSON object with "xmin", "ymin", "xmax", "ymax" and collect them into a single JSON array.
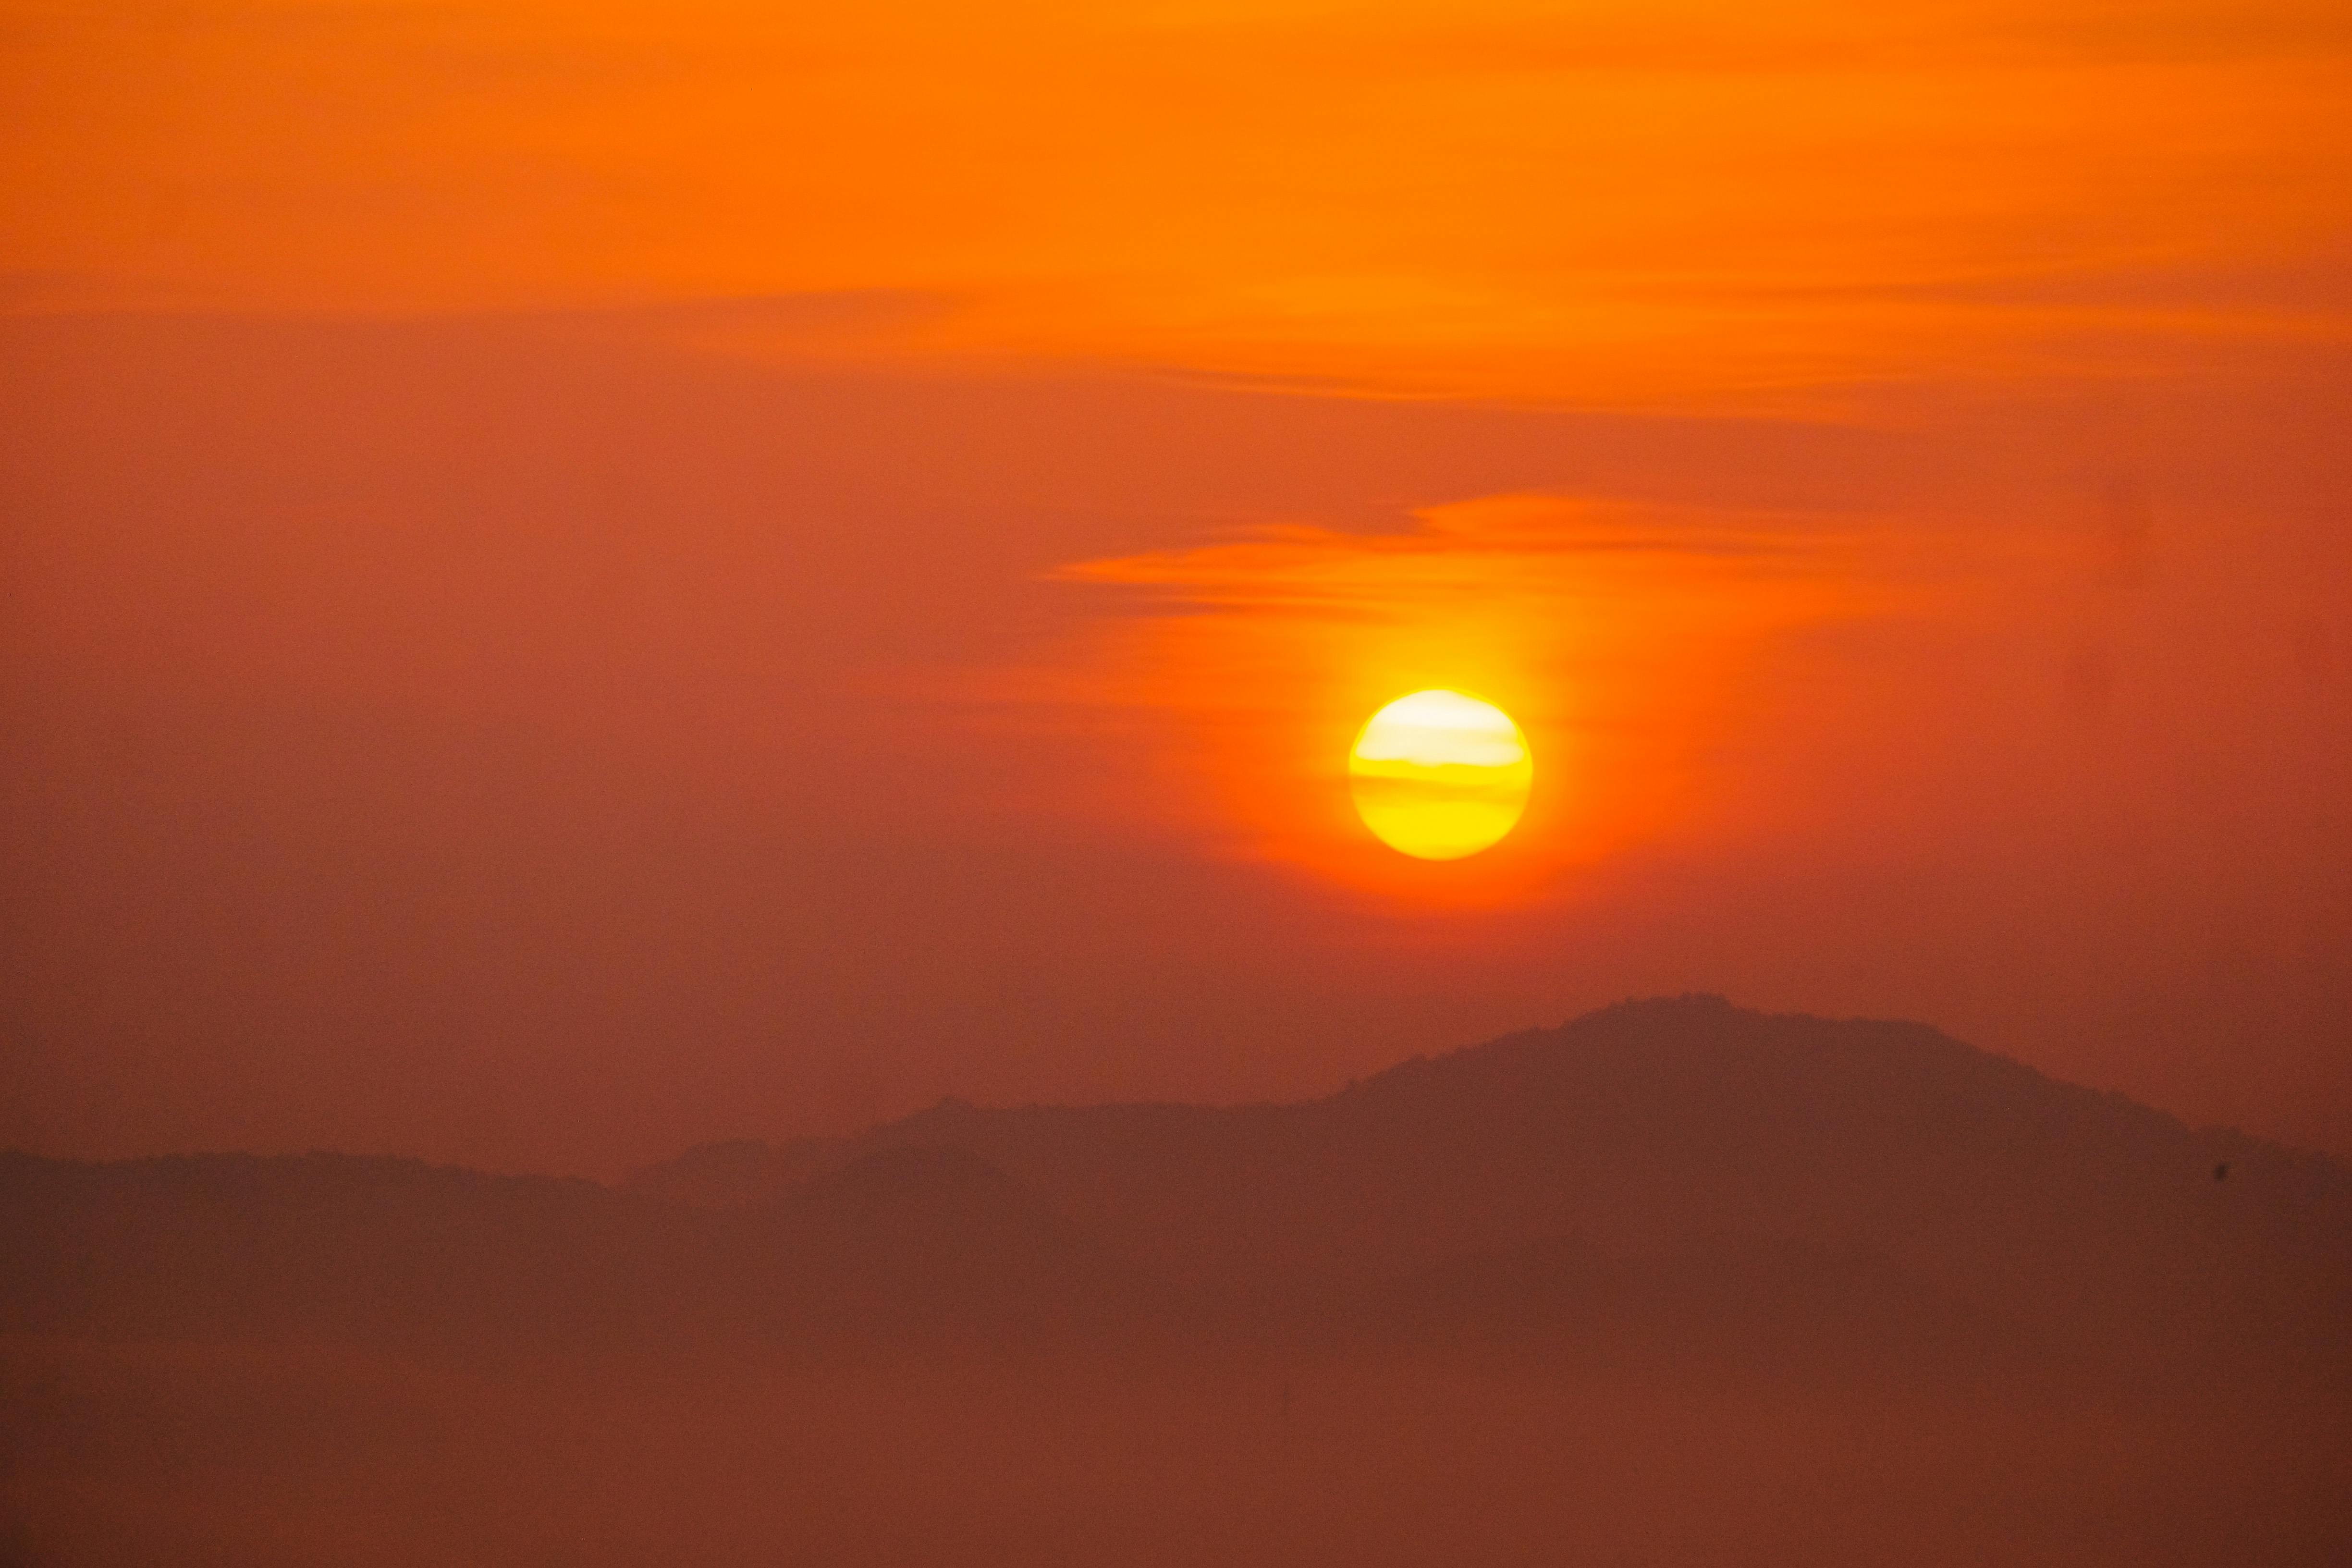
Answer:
[
  {"xmin": 1349, "ymin": 690, "xmax": 1532, "ymax": 860},
  {"xmin": 1031, "ymin": 495, "xmax": 1899, "ymax": 890}
]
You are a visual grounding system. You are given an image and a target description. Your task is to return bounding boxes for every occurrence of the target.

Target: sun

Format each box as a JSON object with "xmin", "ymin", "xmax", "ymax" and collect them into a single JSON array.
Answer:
[{"xmin": 1348, "ymin": 690, "xmax": 1532, "ymax": 860}]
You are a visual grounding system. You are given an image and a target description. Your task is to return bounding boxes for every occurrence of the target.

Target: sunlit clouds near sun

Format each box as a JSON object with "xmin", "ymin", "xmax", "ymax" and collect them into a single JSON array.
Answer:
[{"xmin": 1004, "ymin": 493, "xmax": 1916, "ymax": 896}]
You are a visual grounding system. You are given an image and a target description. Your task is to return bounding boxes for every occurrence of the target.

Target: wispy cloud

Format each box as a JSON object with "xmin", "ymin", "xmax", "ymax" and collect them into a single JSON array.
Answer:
[
  {"xmin": 998, "ymin": 494, "xmax": 1940, "ymax": 885},
  {"xmin": 9, "ymin": 1, "xmax": 2345, "ymax": 404}
]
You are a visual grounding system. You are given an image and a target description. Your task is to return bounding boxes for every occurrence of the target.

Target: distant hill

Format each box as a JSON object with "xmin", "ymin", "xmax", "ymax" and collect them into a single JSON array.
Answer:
[
  {"xmin": 649, "ymin": 996, "xmax": 2352, "ymax": 1376},
  {"xmin": 0, "ymin": 1143, "xmax": 1154, "ymax": 1353},
  {"xmin": 10, "ymin": 998, "xmax": 2349, "ymax": 1383}
]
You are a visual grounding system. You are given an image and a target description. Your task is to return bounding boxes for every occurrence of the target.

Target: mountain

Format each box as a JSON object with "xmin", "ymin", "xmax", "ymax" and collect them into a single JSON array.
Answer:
[
  {"xmin": 623, "ymin": 1134, "xmax": 844, "ymax": 1209},
  {"xmin": 10, "ymin": 998, "xmax": 2349, "ymax": 1384},
  {"xmin": 0, "ymin": 1144, "xmax": 1153, "ymax": 1353},
  {"xmin": 654, "ymin": 995, "xmax": 2352, "ymax": 1376}
]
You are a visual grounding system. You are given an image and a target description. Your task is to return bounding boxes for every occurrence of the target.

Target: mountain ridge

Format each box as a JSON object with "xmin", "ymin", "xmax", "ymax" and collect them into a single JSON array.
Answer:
[{"xmin": 7, "ymin": 998, "xmax": 2346, "ymax": 1383}]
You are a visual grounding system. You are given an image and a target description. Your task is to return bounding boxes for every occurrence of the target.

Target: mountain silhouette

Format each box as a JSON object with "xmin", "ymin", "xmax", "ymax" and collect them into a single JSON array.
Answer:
[
  {"xmin": 0, "ymin": 1143, "xmax": 1152, "ymax": 1354},
  {"xmin": 9, "ymin": 998, "xmax": 2348, "ymax": 1384},
  {"xmin": 650, "ymin": 995, "xmax": 2352, "ymax": 1378}
]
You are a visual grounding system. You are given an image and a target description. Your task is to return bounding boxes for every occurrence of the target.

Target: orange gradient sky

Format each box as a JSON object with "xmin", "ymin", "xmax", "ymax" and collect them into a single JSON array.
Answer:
[{"xmin": 2, "ymin": 0, "xmax": 2348, "ymax": 1173}]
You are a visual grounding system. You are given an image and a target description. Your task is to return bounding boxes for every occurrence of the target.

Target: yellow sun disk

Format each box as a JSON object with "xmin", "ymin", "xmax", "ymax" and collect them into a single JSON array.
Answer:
[{"xmin": 1348, "ymin": 691, "xmax": 1532, "ymax": 860}]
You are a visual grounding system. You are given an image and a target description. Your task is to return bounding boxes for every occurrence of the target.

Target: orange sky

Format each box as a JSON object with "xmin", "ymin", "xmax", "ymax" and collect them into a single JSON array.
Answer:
[{"xmin": 3, "ymin": 1, "xmax": 2348, "ymax": 1172}]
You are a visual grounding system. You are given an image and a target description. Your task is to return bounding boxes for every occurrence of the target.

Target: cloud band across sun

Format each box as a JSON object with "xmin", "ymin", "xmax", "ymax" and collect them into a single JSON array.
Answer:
[{"xmin": 1017, "ymin": 492, "xmax": 1923, "ymax": 892}]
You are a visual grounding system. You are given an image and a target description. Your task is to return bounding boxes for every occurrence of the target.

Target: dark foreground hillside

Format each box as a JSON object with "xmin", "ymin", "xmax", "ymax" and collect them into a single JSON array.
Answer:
[{"xmin": 4, "ymin": 998, "xmax": 2347, "ymax": 1566}]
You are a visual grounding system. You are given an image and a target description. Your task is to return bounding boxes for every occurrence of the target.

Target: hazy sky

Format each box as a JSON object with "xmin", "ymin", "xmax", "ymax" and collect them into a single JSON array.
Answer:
[{"xmin": 4, "ymin": 0, "xmax": 2347, "ymax": 1174}]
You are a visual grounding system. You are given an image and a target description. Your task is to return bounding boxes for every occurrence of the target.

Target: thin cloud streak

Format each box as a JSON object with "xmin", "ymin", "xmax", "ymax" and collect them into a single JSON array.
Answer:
[
  {"xmin": 6, "ymin": 0, "xmax": 2346, "ymax": 405},
  {"xmin": 1001, "ymin": 495, "xmax": 1973, "ymax": 892}
]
